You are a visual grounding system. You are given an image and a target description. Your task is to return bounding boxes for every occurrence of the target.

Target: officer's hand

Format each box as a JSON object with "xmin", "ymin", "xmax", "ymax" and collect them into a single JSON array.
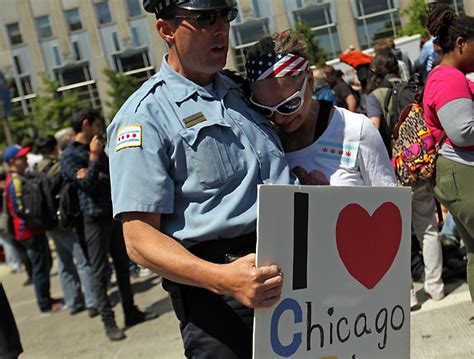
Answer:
[
  {"xmin": 220, "ymin": 253, "xmax": 283, "ymax": 309},
  {"xmin": 90, "ymin": 135, "xmax": 104, "ymax": 154}
]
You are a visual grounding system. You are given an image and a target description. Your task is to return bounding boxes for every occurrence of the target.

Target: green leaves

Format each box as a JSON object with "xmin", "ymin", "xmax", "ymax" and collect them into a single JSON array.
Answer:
[
  {"xmin": 104, "ymin": 68, "xmax": 138, "ymax": 119},
  {"xmin": 398, "ymin": 0, "xmax": 429, "ymax": 37},
  {"xmin": 7, "ymin": 73, "xmax": 79, "ymax": 144},
  {"xmin": 293, "ymin": 21, "xmax": 327, "ymax": 65}
]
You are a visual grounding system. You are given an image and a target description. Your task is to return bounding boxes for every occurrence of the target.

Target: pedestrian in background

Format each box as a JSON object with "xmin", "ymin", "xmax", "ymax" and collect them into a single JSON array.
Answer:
[
  {"xmin": 312, "ymin": 67, "xmax": 336, "ymax": 105},
  {"xmin": 3, "ymin": 145, "xmax": 64, "ymax": 313},
  {"xmin": 423, "ymin": 4, "xmax": 474, "ymax": 306},
  {"xmin": 36, "ymin": 136, "xmax": 98, "ymax": 317},
  {"xmin": 366, "ymin": 49, "xmax": 445, "ymax": 307},
  {"xmin": 60, "ymin": 108, "xmax": 157, "ymax": 341},
  {"xmin": 322, "ymin": 64, "xmax": 358, "ymax": 112}
]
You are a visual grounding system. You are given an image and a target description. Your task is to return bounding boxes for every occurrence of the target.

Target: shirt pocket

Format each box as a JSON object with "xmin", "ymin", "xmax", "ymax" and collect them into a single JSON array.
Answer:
[{"xmin": 178, "ymin": 119, "xmax": 242, "ymax": 189}]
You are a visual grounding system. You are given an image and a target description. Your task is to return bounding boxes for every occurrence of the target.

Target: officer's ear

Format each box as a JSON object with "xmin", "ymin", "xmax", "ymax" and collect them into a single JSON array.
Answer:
[{"xmin": 157, "ymin": 18, "xmax": 176, "ymax": 47}]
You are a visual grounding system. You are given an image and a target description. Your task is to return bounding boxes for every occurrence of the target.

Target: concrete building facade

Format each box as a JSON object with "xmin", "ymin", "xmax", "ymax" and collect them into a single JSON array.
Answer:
[{"xmin": 0, "ymin": 0, "xmax": 470, "ymax": 120}]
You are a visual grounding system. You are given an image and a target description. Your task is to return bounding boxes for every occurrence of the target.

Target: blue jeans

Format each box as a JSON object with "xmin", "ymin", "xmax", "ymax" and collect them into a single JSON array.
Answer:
[
  {"xmin": 48, "ymin": 227, "xmax": 97, "ymax": 311},
  {"xmin": 0, "ymin": 235, "xmax": 22, "ymax": 272},
  {"xmin": 19, "ymin": 234, "xmax": 52, "ymax": 312},
  {"xmin": 440, "ymin": 212, "xmax": 460, "ymax": 238}
]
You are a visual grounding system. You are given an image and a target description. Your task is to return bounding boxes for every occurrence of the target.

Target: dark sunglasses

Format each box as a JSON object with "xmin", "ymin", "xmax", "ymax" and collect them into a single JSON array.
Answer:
[{"xmin": 174, "ymin": 8, "xmax": 238, "ymax": 28}]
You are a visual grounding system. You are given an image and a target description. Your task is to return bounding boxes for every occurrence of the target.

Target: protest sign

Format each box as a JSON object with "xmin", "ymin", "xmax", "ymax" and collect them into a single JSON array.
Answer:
[{"xmin": 254, "ymin": 185, "xmax": 412, "ymax": 359}]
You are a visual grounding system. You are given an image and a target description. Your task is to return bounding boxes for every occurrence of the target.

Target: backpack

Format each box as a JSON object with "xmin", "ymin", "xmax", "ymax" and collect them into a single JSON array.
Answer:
[
  {"xmin": 391, "ymin": 97, "xmax": 440, "ymax": 186},
  {"xmin": 37, "ymin": 158, "xmax": 82, "ymax": 229},
  {"xmin": 20, "ymin": 169, "xmax": 58, "ymax": 230},
  {"xmin": 56, "ymin": 180, "xmax": 82, "ymax": 229},
  {"xmin": 373, "ymin": 76, "xmax": 421, "ymax": 154}
]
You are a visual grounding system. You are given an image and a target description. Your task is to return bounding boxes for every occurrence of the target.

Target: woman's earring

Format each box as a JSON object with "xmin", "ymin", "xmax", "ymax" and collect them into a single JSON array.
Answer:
[{"xmin": 459, "ymin": 46, "xmax": 463, "ymax": 54}]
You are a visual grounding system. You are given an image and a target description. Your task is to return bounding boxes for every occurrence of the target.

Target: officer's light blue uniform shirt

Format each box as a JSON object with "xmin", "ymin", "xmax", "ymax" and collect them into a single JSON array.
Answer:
[{"xmin": 108, "ymin": 56, "xmax": 295, "ymax": 245}]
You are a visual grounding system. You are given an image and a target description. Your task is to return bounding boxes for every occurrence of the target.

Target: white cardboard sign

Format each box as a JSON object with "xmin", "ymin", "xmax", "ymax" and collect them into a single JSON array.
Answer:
[{"xmin": 254, "ymin": 185, "xmax": 412, "ymax": 359}]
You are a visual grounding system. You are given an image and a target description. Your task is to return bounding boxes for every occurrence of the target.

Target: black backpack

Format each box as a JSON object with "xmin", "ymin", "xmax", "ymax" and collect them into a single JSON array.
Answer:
[
  {"xmin": 373, "ymin": 76, "xmax": 422, "ymax": 154},
  {"xmin": 20, "ymin": 170, "xmax": 57, "ymax": 230},
  {"xmin": 56, "ymin": 181, "xmax": 82, "ymax": 229}
]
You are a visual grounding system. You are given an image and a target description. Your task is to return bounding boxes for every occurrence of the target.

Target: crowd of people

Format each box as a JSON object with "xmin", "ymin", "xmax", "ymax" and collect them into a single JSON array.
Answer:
[
  {"xmin": 0, "ymin": 108, "xmax": 161, "ymax": 356},
  {"xmin": 1, "ymin": 0, "xmax": 473, "ymax": 358}
]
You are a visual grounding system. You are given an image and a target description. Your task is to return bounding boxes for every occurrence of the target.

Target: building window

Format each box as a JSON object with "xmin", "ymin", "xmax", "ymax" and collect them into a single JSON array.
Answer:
[
  {"xmin": 112, "ymin": 32, "xmax": 121, "ymax": 51},
  {"xmin": 114, "ymin": 51, "xmax": 150, "ymax": 72},
  {"xmin": 95, "ymin": 1, "xmax": 113, "ymax": 25},
  {"xmin": 233, "ymin": 44, "xmax": 252, "ymax": 75},
  {"xmin": 11, "ymin": 75, "xmax": 34, "ymax": 100},
  {"xmin": 232, "ymin": 18, "xmax": 270, "ymax": 47},
  {"xmin": 55, "ymin": 64, "xmax": 102, "ymax": 110},
  {"xmin": 114, "ymin": 50, "xmax": 153, "ymax": 84},
  {"xmin": 293, "ymin": 2, "xmax": 341, "ymax": 58},
  {"xmin": 6, "ymin": 23, "xmax": 23, "ymax": 45},
  {"xmin": 350, "ymin": 0, "xmax": 401, "ymax": 50},
  {"xmin": 65, "ymin": 8, "xmax": 83, "ymax": 32},
  {"xmin": 131, "ymin": 27, "xmax": 141, "ymax": 46},
  {"xmin": 126, "ymin": 0, "xmax": 142, "ymax": 17},
  {"xmin": 19, "ymin": 76, "xmax": 33, "ymax": 96},
  {"xmin": 52, "ymin": 47, "xmax": 61, "ymax": 66},
  {"xmin": 72, "ymin": 42, "xmax": 81, "ymax": 61},
  {"xmin": 235, "ymin": 0, "xmax": 261, "ymax": 22},
  {"xmin": 10, "ymin": 75, "xmax": 36, "ymax": 116},
  {"xmin": 35, "ymin": 16, "xmax": 53, "ymax": 39},
  {"xmin": 452, "ymin": 0, "xmax": 465, "ymax": 14},
  {"xmin": 13, "ymin": 56, "xmax": 23, "ymax": 74},
  {"xmin": 56, "ymin": 64, "xmax": 91, "ymax": 87}
]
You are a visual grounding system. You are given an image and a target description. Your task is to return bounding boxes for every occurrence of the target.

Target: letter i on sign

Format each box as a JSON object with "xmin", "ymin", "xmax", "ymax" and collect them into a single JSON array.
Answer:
[{"xmin": 293, "ymin": 192, "xmax": 309, "ymax": 290}]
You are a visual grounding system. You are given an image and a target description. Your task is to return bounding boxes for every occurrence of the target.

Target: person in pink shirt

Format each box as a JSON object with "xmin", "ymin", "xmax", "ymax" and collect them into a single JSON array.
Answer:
[{"xmin": 423, "ymin": 4, "xmax": 474, "ymax": 307}]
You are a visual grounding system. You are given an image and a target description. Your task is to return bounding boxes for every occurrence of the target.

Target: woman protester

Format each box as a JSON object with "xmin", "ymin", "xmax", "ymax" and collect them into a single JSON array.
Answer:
[
  {"xmin": 365, "ymin": 48, "xmax": 403, "ymax": 154},
  {"xmin": 244, "ymin": 31, "xmax": 396, "ymax": 187},
  {"xmin": 423, "ymin": 4, "xmax": 474, "ymax": 306},
  {"xmin": 367, "ymin": 49, "xmax": 445, "ymax": 305}
]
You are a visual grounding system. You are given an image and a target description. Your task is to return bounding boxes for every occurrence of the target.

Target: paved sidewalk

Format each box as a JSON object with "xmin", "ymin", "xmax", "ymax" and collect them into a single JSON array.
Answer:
[
  {"xmin": 1, "ymin": 262, "xmax": 473, "ymax": 358},
  {"xmin": 410, "ymin": 281, "xmax": 474, "ymax": 359}
]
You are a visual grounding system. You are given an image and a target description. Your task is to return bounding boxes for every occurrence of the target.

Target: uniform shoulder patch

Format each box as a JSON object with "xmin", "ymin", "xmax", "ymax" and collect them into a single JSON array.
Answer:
[{"xmin": 116, "ymin": 124, "xmax": 142, "ymax": 151}]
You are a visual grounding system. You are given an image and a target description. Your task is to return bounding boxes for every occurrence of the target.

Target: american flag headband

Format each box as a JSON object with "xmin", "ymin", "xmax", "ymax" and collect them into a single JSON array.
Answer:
[{"xmin": 245, "ymin": 53, "xmax": 309, "ymax": 82}]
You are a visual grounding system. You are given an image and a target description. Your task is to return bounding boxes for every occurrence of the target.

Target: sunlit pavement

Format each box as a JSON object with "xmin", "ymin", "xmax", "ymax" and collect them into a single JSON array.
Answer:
[{"xmin": 1, "ymin": 259, "xmax": 473, "ymax": 358}]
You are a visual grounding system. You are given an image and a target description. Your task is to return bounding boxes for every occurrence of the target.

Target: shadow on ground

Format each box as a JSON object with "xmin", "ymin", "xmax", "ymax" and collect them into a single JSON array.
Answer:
[
  {"xmin": 416, "ymin": 279, "xmax": 465, "ymax": 306},
  {"xmin": 108, "ymin": 275, "xmax": 166, "ymax": 309}
]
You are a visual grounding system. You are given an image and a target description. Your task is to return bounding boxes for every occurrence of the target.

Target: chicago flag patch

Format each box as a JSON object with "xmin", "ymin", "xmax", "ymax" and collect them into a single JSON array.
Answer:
[{"xmin": 116, "ymin": 124, "xmax": 142, "ymax": 151}]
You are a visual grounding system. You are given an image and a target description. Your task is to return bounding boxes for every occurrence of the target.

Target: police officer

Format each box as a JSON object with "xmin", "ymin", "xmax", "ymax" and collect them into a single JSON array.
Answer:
[{"xmin": 107, "ymin": 0, "xmax": 295, "ymax": 357}]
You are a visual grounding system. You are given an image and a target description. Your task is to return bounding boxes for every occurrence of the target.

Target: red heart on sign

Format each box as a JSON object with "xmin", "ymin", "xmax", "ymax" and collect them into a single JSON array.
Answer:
[{"xmin": 336, "ymin": 202, "xmax": 402, "ymax": 289}]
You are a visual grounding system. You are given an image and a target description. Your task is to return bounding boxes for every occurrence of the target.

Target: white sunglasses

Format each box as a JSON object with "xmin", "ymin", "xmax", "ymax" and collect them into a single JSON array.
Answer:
[{"xmin": 250, "ymin": 76, "xmax": 308, "ymax": 117}]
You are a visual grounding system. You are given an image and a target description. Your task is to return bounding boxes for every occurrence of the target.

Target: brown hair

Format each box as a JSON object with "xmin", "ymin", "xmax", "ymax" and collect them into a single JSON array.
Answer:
[
  {"xmin": 246, "ymin": 30, "xmax": 308, "ymax": 63},
  {"xmin": 427, "ymin": 4, "xmax": 474, "ymax": 54},
  {"xmin": 374, "ymin": 39, "xmax": 392, "ymax": 55},
  {"xmin": 366, "ymin": 48, "xmax": 400, "ymax": 93},
  {"xmin": 320, "ymin": 64, "xmax": 336, "ymax": 77}
]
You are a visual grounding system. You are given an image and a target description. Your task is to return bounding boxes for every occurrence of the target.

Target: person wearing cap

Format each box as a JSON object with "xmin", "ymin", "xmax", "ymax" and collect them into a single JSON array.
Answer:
[
  {"xmin": 3, "ymin": 145, "xmax": 64, "ymax": 313},
  {"xmin": 108, "ymin": 0, "xmax": 294, "ymax": 357}
]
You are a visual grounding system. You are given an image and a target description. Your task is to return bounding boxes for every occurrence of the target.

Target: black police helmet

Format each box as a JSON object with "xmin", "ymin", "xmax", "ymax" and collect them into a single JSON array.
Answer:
[{"xmin": 143, "ymin": 0, "xmax": 237, "ymax": 17}]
